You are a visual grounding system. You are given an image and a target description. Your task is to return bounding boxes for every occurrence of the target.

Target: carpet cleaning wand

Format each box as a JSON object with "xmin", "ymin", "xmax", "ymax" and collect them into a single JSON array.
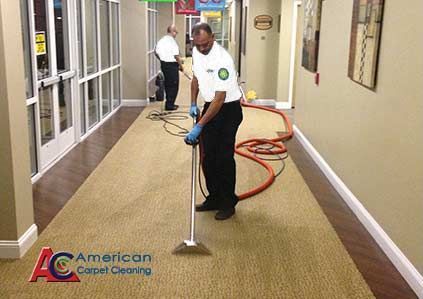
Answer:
[
  {"xmin": 182, "ymin": 71, "xmax": 192, "ymax": 81},
  {"xmin": 172, "ymin": 118, "xmax": 211, "ymax": 255}
]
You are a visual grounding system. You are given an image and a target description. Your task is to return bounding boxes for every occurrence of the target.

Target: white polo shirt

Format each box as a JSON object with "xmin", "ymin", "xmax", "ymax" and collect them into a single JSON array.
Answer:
[
  {"xmin": 192, "ymin": 42, "xmax": 242, "ymax": 103},
  {"xmin": 155, "ymin": 35, "xmax": 180, "ymax": 62}
]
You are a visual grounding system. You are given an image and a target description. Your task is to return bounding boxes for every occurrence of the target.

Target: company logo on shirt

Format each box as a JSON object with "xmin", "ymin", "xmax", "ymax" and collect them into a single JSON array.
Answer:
[
  {"xmin": 206, "ymin": 69, "xmax": 214, "ymax": 73},
  {"xmin": 218, "ymin": 68, "xmax": 229, "ymax": 80}
]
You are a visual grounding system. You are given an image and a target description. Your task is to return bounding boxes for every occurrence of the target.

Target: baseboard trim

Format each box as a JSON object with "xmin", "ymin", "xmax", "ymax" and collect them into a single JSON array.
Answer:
[
  {"xmin": 250, "ymin": 99, "xmax": 276, "ymax": 107},
  {"xmin": 0, "ymin": 224, "xmax": 38, "ymax": 259},
  {"xmin": 293, "ymin": 125, "xmax": 423, "ymax": 298},
  {"xmin": 275, "ymin": 101, "xmax": 292, "ymax": 110},
  {"xmin": 122, "ymin": 99, "xmax": 149, "ymax": 107}
]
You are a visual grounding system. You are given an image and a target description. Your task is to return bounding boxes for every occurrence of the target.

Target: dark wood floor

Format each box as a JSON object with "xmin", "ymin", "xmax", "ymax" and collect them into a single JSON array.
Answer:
[
  {"xmin": 32, "ymin": 106, "xmax": 416, "ymax": 298},
  {"xmin": 283, "ymin": 135, "xmax": 417, "ymax": 299},
  {"xmin": 33, "ymin": 107, "xmax": 144, "ymax": 233}
]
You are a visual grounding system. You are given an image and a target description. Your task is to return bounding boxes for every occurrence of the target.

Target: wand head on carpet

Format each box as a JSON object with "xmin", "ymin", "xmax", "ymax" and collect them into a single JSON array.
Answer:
[{"xmin": 172, "ymin": 240, "xmax": 211, "ymax": 255}]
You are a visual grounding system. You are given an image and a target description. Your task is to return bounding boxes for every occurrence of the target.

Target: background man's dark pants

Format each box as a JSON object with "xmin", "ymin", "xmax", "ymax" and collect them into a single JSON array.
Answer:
[
  {"xmin": 160, "ymin": 61, "xmax": 179, "ymax": 109},
  {"xmin": 201, "ymin": 100, "xmax": 243, "ymax": 210}
]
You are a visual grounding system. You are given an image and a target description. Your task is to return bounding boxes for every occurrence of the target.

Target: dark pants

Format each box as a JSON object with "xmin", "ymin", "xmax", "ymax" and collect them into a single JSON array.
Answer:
[
  {"xmin": 201, "ymin": 100, "xmax": 243, "ymax": 210},
  {"xmin": 160, "ymin": 61, "xmax": 179, "ymax": 109}
]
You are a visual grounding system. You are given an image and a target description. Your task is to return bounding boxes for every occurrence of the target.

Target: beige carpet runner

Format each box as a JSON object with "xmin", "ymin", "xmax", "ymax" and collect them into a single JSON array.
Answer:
[{"xmin": 0, "ymin": 104, "xmax": 374, "ymax": 298}]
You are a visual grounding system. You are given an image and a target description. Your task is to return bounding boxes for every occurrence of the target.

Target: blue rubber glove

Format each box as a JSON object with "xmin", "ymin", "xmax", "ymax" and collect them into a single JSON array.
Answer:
[
  {"xmin": 189, "ymin": 104, "xmax": 199, "ymax": 118},
  {"xmin": 184, "ymin": 124, "xmax": 203, "ymax": 145}
]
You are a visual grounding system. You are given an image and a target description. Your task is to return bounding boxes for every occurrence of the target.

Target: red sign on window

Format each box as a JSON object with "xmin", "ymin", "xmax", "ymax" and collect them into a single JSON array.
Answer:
[{"xmin": 175, "ymin": 0, "xmax": 199, "ymax": 14}]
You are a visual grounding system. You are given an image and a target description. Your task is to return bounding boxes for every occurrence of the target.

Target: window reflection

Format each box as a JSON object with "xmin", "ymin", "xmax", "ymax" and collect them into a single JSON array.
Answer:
[
  {"xmin": 85, "ymin": 0, "xmax": 98, "ymax": 75},
  {"xmin": 39, "ymin": 86, "xmax": 54, "ymax": 145},
  {"xmin": 34, "ymin": 0, "xmax": 50, "ymax": 79},
  {"xmin": 27, "ymin": 105, "xmax": 38, "ymax": 176},
  {"xmin": 80, "ymin": 84, "xmax": 86, "ymax": 135},
  {"xmin": 102, "ymin": 73, "xmax": 111, "ymax": 116},
  {"xmin": 111, "ymin": 3, "xmax": 120, "ymax": 65},
  {"xmin": 58, "ymin": 79, "xmax": 73, "ymax": 132},
  {"xmin": 88, "ymin": 78, "xmax": 99, "ymax": 128},
  {"xmin": 77, "ymin": 0, "xmax": 84, "ymax": 77},
  {"xmin": 100, "ymin": 0, "xmax": 110, "ymax": 69},
  {"xmin": 113, "ymin": 68, "xmax": 120, "ymax": 109},
  {"xmin": 54, "ymin": 0, "xmax": 70, "ymax": 74},
  {"xmin": 21, "ymin": 0, "xmax": 34, "ymax": 99}
]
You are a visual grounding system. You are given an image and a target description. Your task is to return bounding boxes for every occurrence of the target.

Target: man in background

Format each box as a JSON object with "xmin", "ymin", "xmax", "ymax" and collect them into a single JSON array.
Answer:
[{"xmin": 155, "ymin": 25, "xmax": 184, "ymax": 111}]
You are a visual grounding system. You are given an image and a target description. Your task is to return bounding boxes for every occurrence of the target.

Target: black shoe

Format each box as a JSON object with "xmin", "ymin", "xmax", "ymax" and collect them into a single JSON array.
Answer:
[
  {"xmin": 196, "ymin": 198, "xmax": 220, "ymax": 212},
  {"xmin": 215, "ymin": 207, "xmax": 235, "ymax": 220},
  {"xmin": 165, "ymin": 106, "xmax": 178, "ymax": 111}
]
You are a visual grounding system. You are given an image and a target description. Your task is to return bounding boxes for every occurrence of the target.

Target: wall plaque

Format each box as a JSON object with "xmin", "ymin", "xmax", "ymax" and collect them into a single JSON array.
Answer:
[{"xmin": 254, "ymin": 15, "xmax": 273, "ymax": 30}]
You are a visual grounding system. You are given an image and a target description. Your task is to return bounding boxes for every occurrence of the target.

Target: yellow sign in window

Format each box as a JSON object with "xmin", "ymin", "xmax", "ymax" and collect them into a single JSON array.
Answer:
[
  {"xmin": 35, "ymin": 32, "xmax": 46, "ymax": 55},
  {"xmin": 203, "ymin": 11, "xmax": 221, "ymax": 18},
  {"xmin": 36, "ymin": 43, "xmax": 46, "ymax": 55},
  {"xmin": 35, "ymin": 33, "xmax": 45, "ymax": 43}
]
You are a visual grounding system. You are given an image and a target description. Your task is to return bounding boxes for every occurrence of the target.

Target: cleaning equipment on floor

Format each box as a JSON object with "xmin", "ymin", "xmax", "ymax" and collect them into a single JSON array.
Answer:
[
  {"xmin": 146, "ymin": 110, "xmax": 190, "ymax": 137},
  {"xmin": 146, "ymin": 89, "xmax": 293, "ymax": 202},
  {"xmin": 235, "ymin": 87, "xmax": 293, "ymax": 200},
  {"xmin": 172, "ymin": 118, "xmax": 211, "ymax": 255},
  {"xmin": 245, "ymin": 90, "xmax": 257, "ymax": 102}
]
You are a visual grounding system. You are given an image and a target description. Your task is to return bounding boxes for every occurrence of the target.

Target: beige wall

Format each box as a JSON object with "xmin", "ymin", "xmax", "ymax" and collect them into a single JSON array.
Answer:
[
  {"xmin": 121, "ymin": 2, "xmax": 177, "ymax": 100},
  {"xmin": 174, "ymin": 14, "xmax": 185, "ymax": 58},
  {"xmin": 0, "ymin": 0, "xmax": 35, "ymax": 241},
  {"xmin": 292, "ymin": 0, "xmax": 423, "ymax": 274},
  {"xmin": 243, "ymin": 0, "xmax": 281, "ymax": 99},
  {"xmin": 121, "ymin": 0, "xmax": 147, "ymax": 100},
  {"xmin": 158, "ymin": 2, "xmax": 173, "ymax": 38}
]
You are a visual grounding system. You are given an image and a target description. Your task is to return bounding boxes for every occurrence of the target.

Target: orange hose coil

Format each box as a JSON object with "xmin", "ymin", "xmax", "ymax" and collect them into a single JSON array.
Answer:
[{"xmin": 236, "ymin": 99, "xmax": 294, "ymax": 200}]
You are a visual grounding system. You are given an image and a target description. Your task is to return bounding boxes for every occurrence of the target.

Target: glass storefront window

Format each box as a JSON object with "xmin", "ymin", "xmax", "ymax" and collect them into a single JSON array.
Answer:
[
  {"xmin": 21, "ymin": 0, "xmax": 34, "ymax": 99},
  {"xmin": 111, "ymin": 3, "xmax": 120, "ymax": 65},
  {"xmin": 39, "ymin": 86, "xmax": 54, "ymax": 145},
  {"xmin": 21, "ymin": 0, "xmax": 121, "ymax": 176},
  {"xmin": 102, "ymin": 73, "xmax": 111, "ymax": 116},
  {"xmin": 85, "ymin": 0, "xmax": 98, "ymax": 75},
  {"xmin": 112, "ymin": 68, "xmax": 120, "ymax": 109},
  {"xmin": 58, "ymin": 79, "xmax": 73, "ymax": 132},
  {"xmin": 27, "ymin": 105, "xmax": 38, "ymax": 176},
  {"xmin": 54, "ymin": 0, "xmax": 70, "ymax": 74},
  {"xmin": 80, "ymin": 83, "xmax": 86, "ymax": 135},
  {"xmin": 34, "ymin": 0, "xmax": 50, "ymax": 79},
  {"xmin": 209, "ymin": 9, "xmax": 230, "ymax": 49},
  {"xmin": 148, "ymin": 11, "xmax": 157, "ymax": 52},
  {"xmin": 100, "ymin": 0, "xmax": 110, "ymax": 69},
  {"xmin": 147, "ymin": 8, "xmax": 158, "ymax": 81},
  {"xmin": 88, "ymin": 78, "xmax": 99, "ymax": 128},
  {"xmin": 77, "ymin": 0, "xmax": 84, "ymax": 78}
]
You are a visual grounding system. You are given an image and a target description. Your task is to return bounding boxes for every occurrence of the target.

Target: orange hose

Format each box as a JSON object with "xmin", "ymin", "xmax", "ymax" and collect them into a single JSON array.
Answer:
[
  {"xmin": 236, "ymin": 100, "xmax": 293, "ymax": 200},
  {"xmin": 199, "ymin": 98, "xmax": 293, "ymax": 201}
]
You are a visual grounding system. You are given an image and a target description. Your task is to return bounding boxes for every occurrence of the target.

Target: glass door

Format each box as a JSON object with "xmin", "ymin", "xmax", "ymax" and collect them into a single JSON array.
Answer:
[
  {"xmin": 208, "ymin": 8, "xmax": 230, "ymax": 49},
  {"xmin": 34, "ymin": 0, "xmax": 76, "ymax": 169}
]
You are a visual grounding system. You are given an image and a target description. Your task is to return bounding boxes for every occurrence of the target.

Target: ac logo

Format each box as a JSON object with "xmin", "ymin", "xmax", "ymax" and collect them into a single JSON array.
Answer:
[{"xmin": 29, "ymin": 247, "xmax": 80, "ymax": 282}]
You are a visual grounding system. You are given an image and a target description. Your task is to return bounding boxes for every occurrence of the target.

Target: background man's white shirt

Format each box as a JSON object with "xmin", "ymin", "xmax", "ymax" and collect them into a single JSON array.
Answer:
[
  {"xmin": 155, "ymin": 35, "xmax": 179, "ymax": 62},
  {"xmin": 192, "ymin": 42, "xmax": 242, "ymax": 103}
]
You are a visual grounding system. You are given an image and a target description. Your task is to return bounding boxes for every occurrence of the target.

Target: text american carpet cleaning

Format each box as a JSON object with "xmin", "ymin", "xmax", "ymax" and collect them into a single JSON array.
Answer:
[{"xmin": 75, "ymin": 252, "xmax": 152, "ymax": 276}]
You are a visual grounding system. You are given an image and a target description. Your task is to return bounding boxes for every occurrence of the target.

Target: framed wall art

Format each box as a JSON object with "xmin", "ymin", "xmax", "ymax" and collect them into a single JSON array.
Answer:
[
  {"xmin": 302, "ymin": 0, "xmax": 322, "ymax": 73},
  {"xmin": 348, "ymin": 0, "xmax": 385, "ymax": 89}
]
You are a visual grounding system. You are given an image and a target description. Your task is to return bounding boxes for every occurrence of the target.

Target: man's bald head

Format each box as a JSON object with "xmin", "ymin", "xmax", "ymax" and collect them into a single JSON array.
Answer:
[
  {"xmin": 192, "ymin": 23, "xmax": 215, "ymax": 55},
  {"xmin": 167, "ymin": 24, "xmax": 178, "ymax": 38},
  {"xmin": 192, "ymin": 23, "xmax": 213, "ymax": 37}
]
